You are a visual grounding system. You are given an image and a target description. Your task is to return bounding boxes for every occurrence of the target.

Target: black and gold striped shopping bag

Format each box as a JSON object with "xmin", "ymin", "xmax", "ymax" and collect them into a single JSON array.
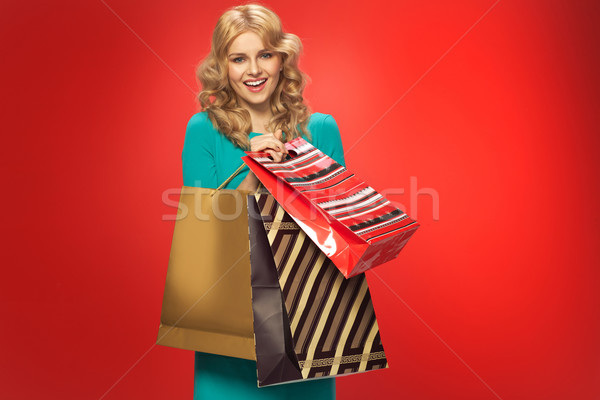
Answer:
[{"xmin": 250, "ymin": 193, "xmax": 388, "ymax": 387}]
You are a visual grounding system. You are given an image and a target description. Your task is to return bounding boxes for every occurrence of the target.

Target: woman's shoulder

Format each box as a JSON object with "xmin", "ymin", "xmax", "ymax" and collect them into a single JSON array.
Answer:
[
  {"xmin": 306, "ymin": 112, "xmax": 341, "ymax": 140},
  {"xmin": 307, "ymin": 112, "xmax": 337, "ymax": 130},
  {"xmin": 184, "ymin": 111, "xmax": 221, "ymax": 144},
  {"xmin": 186, "ymin": 111, "xmax": 215, "ymax": 132}
]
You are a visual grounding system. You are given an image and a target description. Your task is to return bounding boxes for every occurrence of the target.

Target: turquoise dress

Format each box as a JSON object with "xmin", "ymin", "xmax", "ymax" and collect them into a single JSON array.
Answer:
[{"xmin": 182, "ymin": 111, "xmax": 345, "ymax": 399}]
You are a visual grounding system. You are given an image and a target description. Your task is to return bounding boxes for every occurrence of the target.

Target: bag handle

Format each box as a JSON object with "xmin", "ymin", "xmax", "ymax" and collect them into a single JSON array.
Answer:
[
  {"xmin": 211, "ymin": 163, "xmax": 246, "ymax": 195},
  {"xmin": 210, "ymin": 162, "xmax": 263, "ymax": 196}
]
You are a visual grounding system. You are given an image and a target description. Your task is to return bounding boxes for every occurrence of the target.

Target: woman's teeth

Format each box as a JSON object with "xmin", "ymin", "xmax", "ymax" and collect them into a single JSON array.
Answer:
[{"xmin": 245, "ymin": 79, "xmax": 266, "ymax": 87}]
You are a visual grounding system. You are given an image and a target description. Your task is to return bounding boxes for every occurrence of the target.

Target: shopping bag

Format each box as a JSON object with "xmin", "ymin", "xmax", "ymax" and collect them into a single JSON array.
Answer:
[
  {"xmin": 243, "ymin": 137, "xmax": 419, "ymax": 278},
  {"xmin": 248, "ymin": 194, "xmax": 303, "ymax": 386},
  {"xmin": 251, "ymin": 192, "xmax": 388, "ymax": 386},
  {"xmin": 157, "ymin": 184, "xmax": 389, "ymax": 387},
  {"xmin": 156, "ymin": 187, "xmax": 256, "ymax": 360},
  {"xmin": 155, "ymin": 184, "xmax": 309, "ymax": 380}
]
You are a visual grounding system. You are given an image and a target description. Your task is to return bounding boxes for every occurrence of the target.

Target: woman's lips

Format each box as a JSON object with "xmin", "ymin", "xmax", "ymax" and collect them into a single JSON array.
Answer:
[{"xmin": 244, "ymin": 78, "xmax": 267, "ymax": 92}]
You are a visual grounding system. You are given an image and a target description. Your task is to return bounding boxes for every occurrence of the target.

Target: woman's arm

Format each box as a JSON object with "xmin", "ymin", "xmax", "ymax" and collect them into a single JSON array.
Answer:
[
  {"xmin": 313, "ymin": 114, "xmax": 346, "ymax": 168},
  {"xmin": 182, "ymin": 113, "xmax": 219, "ymax": 188},
  {"xmin": 236, "ymin": 169, "xmax": 259, "ymax": 191}
]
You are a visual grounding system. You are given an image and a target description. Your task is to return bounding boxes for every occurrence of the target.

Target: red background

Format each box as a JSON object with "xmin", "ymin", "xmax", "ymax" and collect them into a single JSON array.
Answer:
[{"xmin": 2, "ymin": 0, "xmax": 599, "ymax": 399}]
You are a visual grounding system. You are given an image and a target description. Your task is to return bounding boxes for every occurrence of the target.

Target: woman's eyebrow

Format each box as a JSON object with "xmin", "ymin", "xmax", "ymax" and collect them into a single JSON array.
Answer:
[{"xmin": 228, "ymin": 49, "xmax": 271, "ymax": 57}]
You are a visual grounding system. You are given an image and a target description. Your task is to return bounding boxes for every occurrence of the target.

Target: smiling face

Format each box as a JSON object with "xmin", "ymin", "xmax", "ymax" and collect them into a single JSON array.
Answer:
[{"xmin": 227, "ymin": 31, "xmax": 282, "ymax": 113}]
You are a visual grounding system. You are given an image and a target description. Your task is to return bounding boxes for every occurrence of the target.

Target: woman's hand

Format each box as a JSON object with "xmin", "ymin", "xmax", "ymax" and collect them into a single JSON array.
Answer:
[
  {"xmin": 237, "ymin": 129, "xmax": 287, "ymax": 191},
  {"xmin": 250, "ymin": 129, "xmax": 288, "ymax": 162}
]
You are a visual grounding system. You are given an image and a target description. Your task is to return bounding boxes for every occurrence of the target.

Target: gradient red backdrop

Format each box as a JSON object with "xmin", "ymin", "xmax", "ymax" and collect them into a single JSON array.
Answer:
[{"xmin": 2, "ymin": 1, "xmax": 599, "ymax": 399}]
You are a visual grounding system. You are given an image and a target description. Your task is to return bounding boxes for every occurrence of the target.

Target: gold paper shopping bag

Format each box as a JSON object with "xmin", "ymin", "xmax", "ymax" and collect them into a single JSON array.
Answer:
[{"xmin": 157, "ymin": 187, "xmax": 256, "ymax": 360}]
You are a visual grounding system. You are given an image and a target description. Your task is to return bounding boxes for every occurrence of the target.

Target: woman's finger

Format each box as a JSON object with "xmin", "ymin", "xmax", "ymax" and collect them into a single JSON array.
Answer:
[
  {"xmin": 265, "ymin": 149, "xmax": 284, "ymax": 163},
  {"xmin": 250, "ymin": 135, "xmax": 287, "ymax": 154},
  {"xmin": 274, "ymin": 130, "xmax": 287, "ymax": 153},
  {"xmin": 251, "ymin": 139, "xmax": 278, "ymax": 152}
]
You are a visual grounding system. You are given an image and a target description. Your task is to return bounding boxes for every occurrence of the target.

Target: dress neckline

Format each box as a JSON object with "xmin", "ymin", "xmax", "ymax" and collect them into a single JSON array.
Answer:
[{"xmin": 248, "ymin": 131, "xmax": 287, "ymax": 138}]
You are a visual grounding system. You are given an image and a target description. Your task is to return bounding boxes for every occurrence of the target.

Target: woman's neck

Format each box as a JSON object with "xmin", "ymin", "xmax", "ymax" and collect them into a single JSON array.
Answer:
[{"xmin": 246, "ymin": 106, "xmax": 272, "ymax": 134}]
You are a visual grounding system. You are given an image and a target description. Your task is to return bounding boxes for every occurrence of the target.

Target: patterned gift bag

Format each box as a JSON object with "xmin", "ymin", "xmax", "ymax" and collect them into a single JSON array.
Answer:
[
  {"xmin": 243, "ymin": 138, "xmax": 419, "ymax": 278},
  {"xmin": 250, "ymin": 193, "xmax": 388, "ymax": 386}
]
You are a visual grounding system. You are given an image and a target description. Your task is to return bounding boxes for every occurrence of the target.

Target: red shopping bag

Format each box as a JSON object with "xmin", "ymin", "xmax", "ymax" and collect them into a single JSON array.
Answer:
[{"xmin": 242, "ymin": 137, "xmax": 419, "ymax": 278}]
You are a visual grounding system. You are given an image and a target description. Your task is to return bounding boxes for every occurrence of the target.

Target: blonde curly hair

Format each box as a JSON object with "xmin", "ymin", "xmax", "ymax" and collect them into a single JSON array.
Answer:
[{"xmin": 196, "ymin": 4, "xmax": 311, "ymax": 149}]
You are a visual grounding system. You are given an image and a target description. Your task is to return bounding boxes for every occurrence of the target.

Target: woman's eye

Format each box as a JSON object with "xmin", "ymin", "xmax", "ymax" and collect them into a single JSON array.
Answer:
[
  {"xmin": 260, "ymin": 53, "xmax": 272, "ymax": 59},
  {"xmin": 232, "ymin": 57, "xmax": 244, "ymax": 63}
]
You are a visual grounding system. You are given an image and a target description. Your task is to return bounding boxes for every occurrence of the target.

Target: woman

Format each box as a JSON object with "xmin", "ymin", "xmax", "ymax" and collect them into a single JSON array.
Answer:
[{"xmin": 182, "ymin": 4, "xmax": 345, "ymax": 399}]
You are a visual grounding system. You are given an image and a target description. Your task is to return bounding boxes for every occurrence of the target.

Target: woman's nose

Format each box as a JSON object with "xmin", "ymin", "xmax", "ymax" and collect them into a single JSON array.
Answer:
[{"xmin": 247, "ymin": 58, "xmax": 261, "ymax": 75}]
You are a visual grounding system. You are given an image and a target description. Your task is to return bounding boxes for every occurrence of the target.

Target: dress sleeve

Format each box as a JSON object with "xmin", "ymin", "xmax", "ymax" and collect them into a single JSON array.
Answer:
[
  {"xmin": 315, "ymin": 114, "xmax": 346, "ymax": 168},
  {"xmin": 182, "ymin": 113, "xmax": 219, "ymax": 188}
]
